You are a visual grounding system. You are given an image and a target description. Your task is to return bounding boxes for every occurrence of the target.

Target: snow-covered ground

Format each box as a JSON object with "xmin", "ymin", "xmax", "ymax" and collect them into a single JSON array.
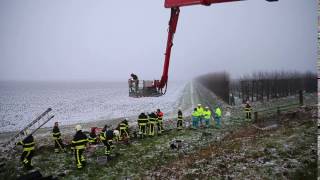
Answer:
[{"xmin": 0, "ymin": 81, "xmax": 186, "ymax": 132}]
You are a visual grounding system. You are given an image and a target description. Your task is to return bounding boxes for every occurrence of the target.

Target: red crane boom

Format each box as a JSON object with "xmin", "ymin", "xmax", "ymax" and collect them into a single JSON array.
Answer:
[{"xmin": 157, "ymin": 0, "xmax": 277, "ymax": 92}]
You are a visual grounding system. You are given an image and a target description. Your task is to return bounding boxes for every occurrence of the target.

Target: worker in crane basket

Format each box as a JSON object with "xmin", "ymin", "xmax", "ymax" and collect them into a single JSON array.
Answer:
[
  {"xmin": 148, "ymin": 112, "xmax": 157, "ymax": 136},
  {"xmin": 156, "ymin": 109, "xmax": 164, "ymax": 134},
  {"xmin": 16, "ymin": 130, "xmax": 35, "ymax": 170},
  {"xmin": 52, "ymin": 122, "xmax": 66, "ymax": 153},
  {"xmin": 137, "ymin": 112, "xmax": 148, "ymax": 138},
  {"xmin": 130, "ymin": 73, "xmax": 139, "ymax": 92},
  {"xmin": 72, "ymin": 125, "xmax": 88, "ymax": 169},
  {"xmin": 177, "ymin": 108, "xmax": 183, "ymax": 130},
  {"xmin": 203, "ymin": 107, "xmax": 212, "ymax": 128}
]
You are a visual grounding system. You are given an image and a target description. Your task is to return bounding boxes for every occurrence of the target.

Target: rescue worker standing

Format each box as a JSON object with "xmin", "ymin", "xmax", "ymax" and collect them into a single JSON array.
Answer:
[
  {"xmin": 72, "ymin": 125, "xmax": 88, "ymax": 169},
  {"xmin": 177, "ymin": 108, "xmax": 183, "ymax": 130},
  {"xmin": 148, "ymin": 112, "xmax": 157, "ymax": 136},
  {"xmin": 192, "ymin": 108, "xmax": 199, "ymax": 129},
  {"xmin": 119, "ymin": 118, "xmax": 129, "ymax": 140},
  {"xmin": 245, "ymin": 101, "xmax": 252, "ymax": 120},
  {"xmin": 215, "ymin": 106, "xmax": 222, "ymax": 128},
  {"xmin": 16, "ymin": 130, "xmax": 35, "ymax": 170},
  {"xmin": 156, "ymin": 109, "xmax": 164, "ymax": 134},
  {"xmin": 52, "ymin": 122, "xmax": 65, "ymax": 153},
  {"xmin": 196, "ymin": 104, "xmax": 204, "ymax": 127},
  {"xmin": 131, "ymin": 73, "xmax": 139, "ymax": 92},
  {"xmin": 137, "ymin": 112, "xmax": 148, "ymax": 138},
  {"xmin": 99, "ymin": 125, "xmax": 114, "ymax": 160},
  {"xmin": 203, "ymin": 107, "xmax": 212, "ymax": 128}
]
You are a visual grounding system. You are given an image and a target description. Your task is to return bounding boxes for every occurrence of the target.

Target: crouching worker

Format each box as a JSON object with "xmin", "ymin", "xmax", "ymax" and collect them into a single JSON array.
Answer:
[
  {"xmin": 16, "ymin": 130, "xmax": 35, "ymax": 170},
  {"xmin": 99, "ymin": 125, "xmax": 114, "ymax": 160},
  {"xmin": 72, "ymin": 125, "xmax": 88, "ymax": 169},
  {"xmin": 52, "ymin": 122, "xmax": 66, "ymax": 153}
]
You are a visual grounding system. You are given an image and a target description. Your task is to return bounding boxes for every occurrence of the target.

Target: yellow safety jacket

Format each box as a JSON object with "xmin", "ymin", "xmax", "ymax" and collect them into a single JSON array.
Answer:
[
  {"xmin": 192, "ymin": 111, "xmax": 200, "ymax": 117},
  {"xmin": 197, "ymin": 107, "xmax": 204, "ymax": 116},
  {"xmin": 138, "ymin": 118, "xmax": 148, "ymax": 126},
  {"xmin": 203, "ymin": 110, "xmax": 212, "ymax": 119},
  {"xmin": 215, "ymin": 108, "xmax": 222, "ymax": 117},
  {"xmin": 72, "ymin": 131, "xmax": 88, "ymax": 150}
]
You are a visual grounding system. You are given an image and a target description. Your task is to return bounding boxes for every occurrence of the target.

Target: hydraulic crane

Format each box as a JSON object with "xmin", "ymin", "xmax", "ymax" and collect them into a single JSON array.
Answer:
[{"xmin": 128, "ymin": 0, "xmax": 278, "ymax": 98}]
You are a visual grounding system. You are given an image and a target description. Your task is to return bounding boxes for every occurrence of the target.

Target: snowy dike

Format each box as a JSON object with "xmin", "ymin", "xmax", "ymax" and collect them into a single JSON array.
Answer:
[{"xmin": 0, "ymin": 81, "xmax": 188, "ymax": 133}]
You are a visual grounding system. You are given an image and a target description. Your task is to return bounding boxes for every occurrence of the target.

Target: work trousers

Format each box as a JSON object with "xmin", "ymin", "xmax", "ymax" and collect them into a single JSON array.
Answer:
[
  {"xmin": 149, "ymin": 122, "xmax": 156, "ymax": 136},
  {"xmin": 21, "ymin": 150, "xmax": 34, "ymax": 170},
  {"xmin": 157, "ymin": 121, "xmax": 164, "ymax": 134},
  {"xmin": 177, "ymin": 119, "xmax": 183, "ymax": 130},
  {"xmin": 74, "ymin": 149, "xmax": 85, "ymax": 169},
  {"xmin": 246, "ymin": 111, "xmax": 251, "ymax": 119},
  {"xmin": 54, "ymin": 138, "xmax": 65, "ymax": 152},
  {"xmin": 192, "ymin": 116, "xmax": 199, "ymax": 128}
]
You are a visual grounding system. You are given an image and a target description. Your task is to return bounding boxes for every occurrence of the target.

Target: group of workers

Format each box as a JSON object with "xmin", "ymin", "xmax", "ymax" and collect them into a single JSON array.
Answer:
[
  {"xmin": 15, "ymin": 103, "xmax": 252, "ymax": 171},
  {"xmin": 191, "ymin": 104, "xmax": 222, "ymax": 129}
]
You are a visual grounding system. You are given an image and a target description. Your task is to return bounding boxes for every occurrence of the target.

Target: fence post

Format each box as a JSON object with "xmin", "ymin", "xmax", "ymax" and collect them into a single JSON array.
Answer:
[
  {"xmin": 254, "ymin": 112, "xmax": 258, "ymax": 123},
  {"xmin": 299, "ymin": 90, "xmax": 303, "ymax": 106}
]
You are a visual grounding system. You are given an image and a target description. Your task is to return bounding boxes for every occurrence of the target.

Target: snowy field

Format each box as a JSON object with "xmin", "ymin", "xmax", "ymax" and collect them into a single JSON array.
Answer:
[{"xmin": 0, "ymin": 81, "xmax": 186, "ymax": 132}]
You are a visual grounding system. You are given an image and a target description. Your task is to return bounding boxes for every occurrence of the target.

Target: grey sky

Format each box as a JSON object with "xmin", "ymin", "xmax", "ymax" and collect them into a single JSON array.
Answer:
[{"xmin": 0, "ymin": 0, "xmax": 316, "ymax": 81}]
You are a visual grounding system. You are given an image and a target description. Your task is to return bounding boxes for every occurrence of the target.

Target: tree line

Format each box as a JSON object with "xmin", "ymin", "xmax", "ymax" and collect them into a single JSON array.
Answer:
[{"xmin": 197, "ymin": 71, "xmax": 317, "ymax": 104}]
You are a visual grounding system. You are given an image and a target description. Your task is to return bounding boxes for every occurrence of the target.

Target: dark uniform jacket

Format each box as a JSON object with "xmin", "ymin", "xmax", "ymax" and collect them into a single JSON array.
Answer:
[
  {"xmin": 52, "ymin": 126, "xmax": 61, "ymax": 139},
  {"xmin": 17, "ymin": 135, "xmax": 35, "ymax": 151},
  {"xmin": 72, "ymin": 130, "xmax": 88, "ymax": 150}
]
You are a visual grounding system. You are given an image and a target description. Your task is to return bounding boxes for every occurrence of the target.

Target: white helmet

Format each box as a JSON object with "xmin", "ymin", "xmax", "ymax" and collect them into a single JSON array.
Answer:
[
  {"xmin": 24, "ymin": 130, "xmax": 30, "ymax": 136},
  {"xmin": 205, "ymin": 106, "xmax": 209, "ymax": 109},
  {"xmin": 113, "ymin": 130, "xmax": 120, "ymax": 136},
  {"xmin": 178, "ymin": 107, "xmax": 182, "ymax": 110},
  {"xmin": 197, "ymin": 104, "xmax": 201, "ymax": 106},
  {"xmin": 75, "ymin": 124, "xmax": 82, "ymax": 131}
]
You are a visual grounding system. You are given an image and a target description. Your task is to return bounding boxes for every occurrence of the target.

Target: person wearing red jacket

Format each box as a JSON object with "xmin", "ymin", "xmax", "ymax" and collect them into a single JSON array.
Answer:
[{"xmin": 156, "ymin": 109, "xmax": 164, "ymax": 134}]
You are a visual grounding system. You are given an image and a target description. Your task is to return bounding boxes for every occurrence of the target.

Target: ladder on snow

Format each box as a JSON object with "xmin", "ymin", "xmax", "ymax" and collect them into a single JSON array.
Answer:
[{"xmin": 2, "ymin": 108, "xmax": 55, "ymax": 152}]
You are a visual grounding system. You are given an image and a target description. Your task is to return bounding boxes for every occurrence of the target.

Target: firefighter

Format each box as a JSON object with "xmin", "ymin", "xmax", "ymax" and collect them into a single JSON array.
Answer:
[
  {"xmin": 156, "ymin": 109, "xmax": 164, "ymax": 134},
  {"xmin": 130, "ymin": 73, "xmax": 139, "ymax": 92},
  {"xmin": 215, "ymin": 106, "xmax": 222, "ymax": 128},
  {"xmin": 203, "ymin": 107, "xmax": 212, "ymax": 128},
  {"xmin": 16, "ymin": 130, "xmax": 35, "ymax": 170},
  {"xmin": 192, "ymin": 108, "xmax": 200, "ymax": 129},
  {"xmin": 196, "ymin": 104, "xmax": 204, "ymax": 127},
  {"xmin": 72, "ymin": 125, "xmax": 88, "ymax": 169},
  {"xmin": 148, "ymin": 112, "xmax": 157, "ymax": 136},
  {"xmin": 52, "ymin": 122, "xmax": 66, "ymax": 153},
  {"xmin": 177, "ymin": 108, "xmax": 183, "ymax": 130},
  {"xmin": 88, "ymin": 127, "xmax": 98, "ymax": 145},
  {"xmin": 119, "ymin": 118, "xmax": 129, "ymax": 140},
  {"xmin": 245, "ymin": 101, "xmax": 252, "ymax": 120},
  {"xmin": 137, "ymin": 112, "xmax": 148, "ymax": 138},
  {"xmin": 99, "ymin": 125, "xmax": 114, "ymax": 160}
]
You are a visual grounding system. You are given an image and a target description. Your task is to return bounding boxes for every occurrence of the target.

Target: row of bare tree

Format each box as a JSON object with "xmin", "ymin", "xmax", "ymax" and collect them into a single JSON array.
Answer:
[
  {"xmin": 231, "ymin": 71, "xmax": 317, "ymax": 103},
  {"xmin": 197, "ymin": 71, "xmax": 317, "ymax": 104}
]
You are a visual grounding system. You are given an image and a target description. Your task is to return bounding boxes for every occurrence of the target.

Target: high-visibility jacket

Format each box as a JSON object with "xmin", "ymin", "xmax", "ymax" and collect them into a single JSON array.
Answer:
[
  {"xmin": 119, "ymin": 122, "xmax": 129, "ymax": 130},
  {"xmin": 192, "ymin": 111, "xmax": 200, "ymax": 117},
  {"xmin": 52, "ymin": 126, "xmax": 61, "ymax": 140},
  {"xmin": 215, "ymin": 108, "xmax": 222, "ymax": 117},
  {"xmin": 72, "ymin": 130, "xmax": 88, "ymax": 150},
  {"xmin": 148, "ymin": 113, "xmax": 157, "ymax": 124},
  {"xmin": 16, "ymin": 135, "xmax": 35, "ymax": 151},
  {"xmin": 203, "ymin": 109, "xmax": 212, "ymax": 119},
  {"xmin": 197, "ymin": 107, "xmax": 204, "ymax": 116},
  {"xmin": 88, "ymin": 132, "xmax": 97, "ymax": 143}
]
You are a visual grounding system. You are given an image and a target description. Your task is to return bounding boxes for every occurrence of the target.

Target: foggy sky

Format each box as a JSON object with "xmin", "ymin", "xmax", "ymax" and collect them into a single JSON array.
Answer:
[{"xmin": 0, "ymin": 0, "xmax": 317, "ymax": 82}]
